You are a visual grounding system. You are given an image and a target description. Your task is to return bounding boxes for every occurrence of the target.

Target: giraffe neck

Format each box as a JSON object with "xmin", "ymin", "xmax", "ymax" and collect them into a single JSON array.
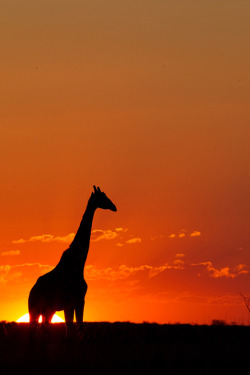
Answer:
[{"xmin": 69, "ymin": 196, "xmax": 96, "ymax": 265}]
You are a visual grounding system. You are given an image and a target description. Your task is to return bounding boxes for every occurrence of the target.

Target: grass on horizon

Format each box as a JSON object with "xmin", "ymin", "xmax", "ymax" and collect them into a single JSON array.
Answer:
[{"xmin": 0, "ymin": 321, "xmax": 249, "ymax": 374}]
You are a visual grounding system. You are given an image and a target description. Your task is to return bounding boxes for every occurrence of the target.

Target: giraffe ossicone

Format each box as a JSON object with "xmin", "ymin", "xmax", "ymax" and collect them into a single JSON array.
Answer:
[{"xmin": 28, "ymin": 186, "xmax": 117, "ymax": 325}]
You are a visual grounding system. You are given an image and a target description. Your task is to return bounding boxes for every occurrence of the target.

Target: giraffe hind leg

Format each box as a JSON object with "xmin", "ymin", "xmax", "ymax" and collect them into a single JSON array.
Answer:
[
  {"xmin": 28, "ymin": 311, "xmax": 40, "ymax": 345},
  {"xmin": 44, "ymin": 312, "xmax": 54, "ymax": 324},
  {"xmin": 64, "ymin": 306, "xmax": 74, "ymax": 339},
  {"xmin": 29, "ymin": 310, "xmax": 40, "ymax": 324}
]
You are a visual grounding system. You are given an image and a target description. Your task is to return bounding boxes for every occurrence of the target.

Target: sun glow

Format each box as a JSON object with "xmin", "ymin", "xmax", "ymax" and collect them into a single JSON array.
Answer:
[{"xmin": 16, "ymin": 313, "xmax": 64, "ymax": 323}]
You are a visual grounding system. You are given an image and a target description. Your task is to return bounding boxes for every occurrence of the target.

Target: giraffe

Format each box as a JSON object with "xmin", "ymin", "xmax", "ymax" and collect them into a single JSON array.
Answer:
[{"xmin": 28, "ymin": 186, "xmax": 117, "ymax": 327}]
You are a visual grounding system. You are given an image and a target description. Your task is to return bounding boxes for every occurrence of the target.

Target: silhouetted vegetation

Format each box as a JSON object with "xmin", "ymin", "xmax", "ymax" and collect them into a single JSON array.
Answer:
[
  {"xmin": 0, "ymin": 322, "xmax": 249, "ymax": 374},
  {"xmin": 211, "ymin": 319, "xmax": 227, "ymax": 326}
]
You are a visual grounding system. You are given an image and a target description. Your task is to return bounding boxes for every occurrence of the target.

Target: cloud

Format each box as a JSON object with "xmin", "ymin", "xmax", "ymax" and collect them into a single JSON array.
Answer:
[
  {"xmin": 85, "ymin": 262, "xmax": 184, "ymax": 281},
  {"xmin": 1, "ymin": 250, "xmax": 20, "ymax": 256},
  {"xmin": 0, "ymin": 263, "xmax": 53, "ymax": 285},
  {"xmin": 126, "ymin": 237, "xmax": 142, "ymax": 244},
  {"xmin": 190, "ymin": 231, "xmax": 201, "ymax": 237},
  {"xmin": 91, "ymin": 229, "xmax": 120, "ymax": 242},
  {"xmin": 0, "ymin": 266, "xmax": 23, "ymax": 284},
  {"xmin": 192, "ymin": 261, "xmax": 248, "ymax": 278},
  {"xmin": 236, "ymin": 264, "xmax": 248, "ymax": 272},
  {"xmin": 115, "ymin": 228, "xmax": 128, "ymax": 233},
  {"xmin": 116, "ymin": 237, "xmax": 143, "ymax": 246},
  {"xmin": 169, "ymin": 231, "xmax": 186, "ymax": 239},
  {"xmin": 12, "ymin": 233, "xmax": 75, "ymax": 244},
  {"xmin": 169, "ymin": 230, "xmax": 201, "ymax": 239},
  {"xmin": 12, "ymin": 228, "xmax": 129, "ymax": 245},
  {"xmin": 92, "ymin": 227, "xmax": 128, "ymax": 242},
  {"xmin": 53, "ymin": 233, "xmax": 76, "ymax": 243},
  {"xmin": 86, "ymin": 259, "xmax": 246, "ymax": 283},
  {"xmin": 173, "ymin": 259, "xmax": 185, "ymax": 266},
  {"xmin": 12, "ymin": 238, "xmax": 26, "ymax": 244}
]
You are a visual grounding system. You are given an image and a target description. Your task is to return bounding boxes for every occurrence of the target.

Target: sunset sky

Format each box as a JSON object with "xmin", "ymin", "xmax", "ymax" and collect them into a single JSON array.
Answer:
[{"xmin": 1, "ymin": 0, "xmax": 250, "ymax": 324}]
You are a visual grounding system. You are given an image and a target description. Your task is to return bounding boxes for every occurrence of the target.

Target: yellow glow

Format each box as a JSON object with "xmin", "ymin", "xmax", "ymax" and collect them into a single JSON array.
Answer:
[{"xmin": 16, "ymin": 313, "xmax": 64, "ymax": 323}]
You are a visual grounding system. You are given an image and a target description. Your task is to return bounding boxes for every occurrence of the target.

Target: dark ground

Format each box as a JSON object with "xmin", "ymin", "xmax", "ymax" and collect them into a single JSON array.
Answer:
[{"xmin": 0, "ymin": 321, "xmax": 249, "ymax": 374}]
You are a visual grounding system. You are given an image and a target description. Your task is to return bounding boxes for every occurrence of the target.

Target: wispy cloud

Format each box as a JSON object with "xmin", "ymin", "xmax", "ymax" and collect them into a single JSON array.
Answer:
[
  {"xmin": 12, "ymin": 228, "xmax": 129, "ymax": 245},
  {"xmin": 85, "ymin": 262, "xmax": 184, "ymax": 281},
  {"xmin": 85, "ymin": 260, "xmax": 247, "ymax": 283},
  {"xmin": 0, "ymin": 263, "xmax": 53, "ymax": 285},
  {"xmin": 116, "ymin": 237, "xmax": 142, "ymax": 247},
  {"xmin": 169, "ymin": 233, "xmax": 186, "ymax": 238},
  {"xmin": 169, "ymin": 230, "xmax": 201, "ymax": 239},
  {"xmin": 115, "ymin": 228, "xmax": 128, "ymax": 233},
  {"xmin": 1, "ymin": 250, "xmax": 20, "ymax": 256},
  {"xmin": 173, "ymin": 259, "xmax": 185, "ymax": 266},
  {"xmin": 190, "ymin": 231, "xmax": 201, "ymax": 237},
  {"xmin": 126, "ymin": 237, "xmax": 142, "ymax": 244},
  {"xmin": 12, "ymin": 233, "xmax": 75, "ymax": 244},
  {"xmin": 11, "ymin": 227, "xmax": 144, "ymax": 250},
  {"xmin": 192, "ymin": 261, "xmax": 248, "ymax": 278},
  {"xmin": 91, "ymin": 228, "xmax": 127, "ymax": 242},
  {"xmin": 91, "ymin": 228, "xmax": 128, "ymax": 242}
]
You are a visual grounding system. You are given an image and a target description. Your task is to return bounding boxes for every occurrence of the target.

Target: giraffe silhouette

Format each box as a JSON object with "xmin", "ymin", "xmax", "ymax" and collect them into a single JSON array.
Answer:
[{"xmin": 28, "ymin": 186, "xmax": 117, "ymax": 326}]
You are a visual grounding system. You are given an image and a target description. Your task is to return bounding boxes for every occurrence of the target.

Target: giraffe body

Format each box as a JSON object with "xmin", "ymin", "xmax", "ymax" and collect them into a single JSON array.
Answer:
[{"xmin": 28, "ymin": 186, "xmax": 116, "ymax": 324}]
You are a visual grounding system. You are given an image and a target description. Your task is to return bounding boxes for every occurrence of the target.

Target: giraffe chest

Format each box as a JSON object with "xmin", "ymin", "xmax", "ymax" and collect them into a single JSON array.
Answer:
[{"xmin": 55, "ymin": 277, "xmax": 88, "ymax": 305}]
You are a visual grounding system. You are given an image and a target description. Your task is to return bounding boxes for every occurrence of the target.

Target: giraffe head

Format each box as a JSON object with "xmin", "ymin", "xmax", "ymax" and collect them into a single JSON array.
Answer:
[{"xmin": 92, "ymin": 186, "xmax": 117, "ymax": 212}]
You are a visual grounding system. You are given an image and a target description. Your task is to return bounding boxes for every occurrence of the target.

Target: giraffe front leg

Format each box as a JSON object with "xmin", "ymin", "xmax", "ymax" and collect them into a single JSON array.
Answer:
[
  {"xmin": 75, "ymin": 300, "xmax": 85, "ymax": 340},
  {"xmin": 75, "ymin": 299, "xmax": 85, "ymax": 325},
  {"xmin": 75, "ymin": 280, "xmax": 87, "ymax": 326}
]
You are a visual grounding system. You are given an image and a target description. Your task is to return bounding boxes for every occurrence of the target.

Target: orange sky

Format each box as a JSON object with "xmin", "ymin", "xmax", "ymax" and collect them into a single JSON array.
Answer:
[{"xmin": 1, "ymin": 0, "xmax": 250, "ymax": 324}]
